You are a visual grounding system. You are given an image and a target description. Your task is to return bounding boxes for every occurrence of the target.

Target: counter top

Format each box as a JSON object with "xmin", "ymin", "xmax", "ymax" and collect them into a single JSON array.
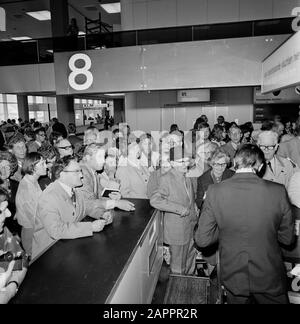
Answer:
[{"xmin": 13, "ymin": 199, "xmax": 154, "ymax": 304}]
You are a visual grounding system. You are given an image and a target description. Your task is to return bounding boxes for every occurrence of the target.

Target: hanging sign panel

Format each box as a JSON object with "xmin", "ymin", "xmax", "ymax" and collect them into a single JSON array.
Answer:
[{"xmin": 262, "ymin": 31, "xmax": 300, "ymax": 94}]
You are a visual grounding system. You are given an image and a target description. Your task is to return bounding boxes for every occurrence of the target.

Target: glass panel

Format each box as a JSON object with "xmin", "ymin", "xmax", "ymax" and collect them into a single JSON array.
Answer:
[
  {"xmin": 36, "ymin": 111, "xmax": 45, "ymax": 123},
  {"xmin": 35, "ymin": 96, "xmax": 43, "ymax": 104},
  {"xmin": 254, "ymin": 18, "xmax": 293, "ymax": 36},
  {"xmin": 29, "ymin": 111, "xmax": 35, "ymax": 119},
  {"xmin": 0, "ymin": 103, "xmax": 5, "ymax": 122},
  {"xmin": 138, "ymin": 26, "xmax": 192, "ymax": 45},
  {"xmin": 0, "ymin": 94, "xmax": 3, "ymax": 102},
  {"xmin": 74, "ymin": 98, "xmax": 80, "ymax": 104},
  {"xmin": 75, "ymin": 110, "xmax": 83, "ymax": 126},
  {"xmin": 27, "ymin": 96, "xmax": 34, "ymax": 104},
  {"xmin": 7, "ymin": 103, "xmax": 18, "ymax": 119},
  {"xmin": 6, "ymin": 94, "xmax": 17, "ymax": 103}
]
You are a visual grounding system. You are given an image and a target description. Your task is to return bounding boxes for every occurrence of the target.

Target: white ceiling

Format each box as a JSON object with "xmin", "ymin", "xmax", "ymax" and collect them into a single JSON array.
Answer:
[{"xmin": 0, "ymin": 0, "xmax": 121, "ymax": 40}]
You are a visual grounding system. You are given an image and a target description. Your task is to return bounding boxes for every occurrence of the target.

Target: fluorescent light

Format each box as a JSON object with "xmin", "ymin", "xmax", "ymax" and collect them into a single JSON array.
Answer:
[
  {"xmin": 100, "ymin": 2, "xmax": 120, "ymax": 13},
  {"xmin": 11, "ymin": 36, "xmax": 32, "ymax": 41},
  {"xmin": 46, "ymin": 49, "xmax": 53, "ymax": 53},
  {"xmin": 26, "ymin": 10, "xmax": 51, "ymax": 21},
  {"xmin": 78, "ymin": 31, "xmax": 86, "ymax": 36}
]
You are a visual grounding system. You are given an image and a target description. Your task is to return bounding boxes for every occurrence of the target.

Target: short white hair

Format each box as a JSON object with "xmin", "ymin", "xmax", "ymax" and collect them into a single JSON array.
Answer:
[{"xmin": 257, "ymin": 130, "xmax": 278, "ymax": 144}]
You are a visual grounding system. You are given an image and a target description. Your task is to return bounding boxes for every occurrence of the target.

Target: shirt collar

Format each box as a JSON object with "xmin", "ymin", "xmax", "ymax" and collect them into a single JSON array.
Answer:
[
  {"xmin": 58, "ymin": 181, "xmax": 73, "ymax": 197},
  {"xmin": 236, "ymin": 168, "xmax": 256, "ymax": 174}
]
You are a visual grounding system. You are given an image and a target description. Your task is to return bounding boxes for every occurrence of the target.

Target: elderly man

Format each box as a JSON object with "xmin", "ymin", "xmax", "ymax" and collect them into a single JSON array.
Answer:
[
  {"xmin": 220, "ymin": 125, "xmax": 242, "ymax": 165},
  {"xmin": 257, "ymin": 130, "xmax": 294, "ymax": 188},
  {"xmin": 79, "ymin": 143, "xmax": 135, "ymax": 212},
  {"xmin": 195, "ymin": 144, "xmax": 295, "ymax": 304},
  {"xmin": 32, "ymin": 156, "xmax": 111, "ymax": 260},
  {"xmin": 56, "ymin": 138, "xmax": 74, "ymax": 158}
]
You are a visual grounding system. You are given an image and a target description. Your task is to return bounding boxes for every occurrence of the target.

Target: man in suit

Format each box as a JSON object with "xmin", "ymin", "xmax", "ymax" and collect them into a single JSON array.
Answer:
[
  {"xmin": 194, "ymin": 144, "xmax": 295, "ymax": 304},
  {"xmin": 277, "ymin": 117, "xmax": 300, "ymax": 168},
  {"xmin": 32, "ymin": 155, "xmax": 112, "ymax": 260},
  {"xmin": 220, "ymin": 125, "xmax": 242, "ymax": 165},
  {"xmin": 79, "ymin": 143, "xmax": 135, "ymax": 212},
  {"xmin": 257, "ymin": 130, "xmax": 294, "ymax": 188},
  {"xmin": 150, "ymin": 146, "xmax": 198, "ymax": 275}
]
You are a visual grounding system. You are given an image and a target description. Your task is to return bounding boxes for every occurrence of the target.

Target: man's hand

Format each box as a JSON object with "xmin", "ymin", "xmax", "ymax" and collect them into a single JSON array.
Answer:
[
  {"xmin": 116, "ymin": 200, "xmax": 135, "ymax": 211},
  {"xmin": 0, "ymin": 261, "xmax": 15, "ymax": 290},
  {"xmin": 180, "ymin": 207, "xmax": 189, "ymax": 217},
  {"xmin": 9, "ymin": 267, "xmax": 27, "ymax": 286},
  {"xmin": 108, "ymin": 192, "xmax": 121, "ymax": 201},
  {"xmin": 92, "ymin": 219, "xmax": 106, "ymax": 232},
  {"xmin": 102, "ymin": 211, "xmax": 113, "ymax": 225}
]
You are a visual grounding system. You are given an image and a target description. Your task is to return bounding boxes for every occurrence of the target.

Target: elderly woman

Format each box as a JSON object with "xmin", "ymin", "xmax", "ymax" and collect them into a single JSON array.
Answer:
[
  {"xmin": 116, "ymin": 142, "xmax": 150, "ymax": 198},
  {"xmin": 15, "ymin": 152, "xmax": 47, "ymax": 255},
  {"xmin": 195, "ymin": 149, "xmax": 234, "ymax": 268},
  {"xmin": 195, "ymin": 149, "xmax": 235, "ymax": 210}
]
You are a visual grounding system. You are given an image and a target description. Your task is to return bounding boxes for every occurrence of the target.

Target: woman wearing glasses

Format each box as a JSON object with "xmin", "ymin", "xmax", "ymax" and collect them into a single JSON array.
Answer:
[
  {"xmin": 15, "ymin": 152, "xmax": 47, "ymax": 256},
  {"xmin": 195, "ymin": 149, "xmax": 234, "ymax": 210}
]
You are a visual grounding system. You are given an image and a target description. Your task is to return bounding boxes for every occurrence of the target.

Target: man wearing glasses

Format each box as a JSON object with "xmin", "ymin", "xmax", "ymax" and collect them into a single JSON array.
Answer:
[
  {"xmin": 32, "ymin": 155, "xmax": 111, "ymax": 260},
  {"xmin": 56, "ymin": 138, "xmax": 74, "ymax": 158},
  {"xmin": 257, "ymin": 131, "xmax": 294, "ymax": 188},
  {"xmin": 27, "ymin": 127, "xmax": 47, "ymax": 153}
]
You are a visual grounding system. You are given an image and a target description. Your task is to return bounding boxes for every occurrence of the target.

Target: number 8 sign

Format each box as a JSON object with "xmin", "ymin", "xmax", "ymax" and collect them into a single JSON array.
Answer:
[{"xmin": 68, "ymin": 53, "xmax": 93, "ymax": 91}]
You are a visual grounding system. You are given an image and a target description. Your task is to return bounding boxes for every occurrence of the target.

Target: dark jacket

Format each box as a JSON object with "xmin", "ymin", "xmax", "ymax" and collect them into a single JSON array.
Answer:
[
  {"xmin": 194, "ymin": 172, "xmax": 295, "ymax": 296},
  {"xmin": 195, "ymin": 168, "xmax": 235, "ymax": 209}
]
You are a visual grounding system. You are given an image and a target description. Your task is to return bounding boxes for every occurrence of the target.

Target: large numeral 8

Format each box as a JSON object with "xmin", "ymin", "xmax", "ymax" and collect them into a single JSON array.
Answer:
[{"xmin": 68, "ymin": 53, "xmax": 93, "ymax": 91}]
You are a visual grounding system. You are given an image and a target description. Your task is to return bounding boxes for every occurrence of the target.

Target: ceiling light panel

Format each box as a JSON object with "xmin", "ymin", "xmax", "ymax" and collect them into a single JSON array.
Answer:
[
  {"xmin": 11, "ymin": 36, "xmax": 32, "ymax": 41},
  {"xmin": 100, "ymin": 2, "xmax": 121, "ymax": 13},
  {"xmin": 26, "ymin": 11, "xmax": 51, "ymax": 21}
]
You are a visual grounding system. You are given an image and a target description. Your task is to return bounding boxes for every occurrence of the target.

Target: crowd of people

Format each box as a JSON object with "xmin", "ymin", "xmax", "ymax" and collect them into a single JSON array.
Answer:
[{"xmin": 0, "ymin": 113, "xmax": 299, "ymax": 304}]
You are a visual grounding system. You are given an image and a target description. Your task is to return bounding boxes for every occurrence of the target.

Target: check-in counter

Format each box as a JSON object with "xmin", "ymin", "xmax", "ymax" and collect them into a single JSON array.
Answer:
[{"xmin": 12, "ymin": 199, "xmax": 163, "ymax": 304}]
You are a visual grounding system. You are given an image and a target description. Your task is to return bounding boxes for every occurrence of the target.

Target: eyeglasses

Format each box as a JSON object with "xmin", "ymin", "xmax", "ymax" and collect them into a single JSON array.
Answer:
[
  {"xmin": 259, "ymin": 145, "xmax": 276, "ymax": 151},
  {"xmin": 63, "ymin": 169, "xmax": 82, "ymax": 173},
  {"xmin": 58, "ymin": 145, "xmax": 72, "ymax": 150},
  {"xmin": 38, "ymin": 134, "xmax": 46, "ymax": 137},
  {"xmin": 213, "ymin": 163, "xmax": 227, "ymax": 167}
]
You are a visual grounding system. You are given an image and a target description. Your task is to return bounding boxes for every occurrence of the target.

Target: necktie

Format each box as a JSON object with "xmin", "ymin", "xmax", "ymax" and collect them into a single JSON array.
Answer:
[
  {"xmin": 71, "ymin": 189, "xmax": 76, "ymax": 208},
  {"xmin": 267, "ymin": 161, "xmax": 273, "ymax": 174}
]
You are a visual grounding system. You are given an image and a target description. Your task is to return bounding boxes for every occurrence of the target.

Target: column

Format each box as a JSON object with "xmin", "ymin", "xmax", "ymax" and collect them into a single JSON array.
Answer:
[
  {"xmin": 50, "ymin": 0, "xmax": 69, "ymax": 37},
  {"xmin": 17, "ymin": 95, "xmax": 29, "ymax": 122},
  {"xmin": 56, "ymin": 95, "xmax": 75, "ymax": 126}
]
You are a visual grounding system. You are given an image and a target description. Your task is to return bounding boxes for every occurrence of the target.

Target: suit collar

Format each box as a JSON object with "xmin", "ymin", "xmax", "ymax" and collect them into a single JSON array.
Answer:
[{"xmin": 232, "ymin": 172, "xmax": 258, "ymax": 179}]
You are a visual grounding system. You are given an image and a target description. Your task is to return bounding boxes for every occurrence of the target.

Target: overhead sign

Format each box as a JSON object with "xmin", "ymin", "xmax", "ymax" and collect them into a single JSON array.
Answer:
[
  {"xmin": 0, "ymin": 7, "xmax": 6, "ymax": 31},
  {"xmin": 262, "ymin": 31, "xmax": 300, "ymax": 94},
  {"xmin": 254, "ymin": 86, "xmax": 300, "ymax": 104},
  {"xmin": 177, "ymin": 89, "xmax": 210, "ymax": 102}
]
